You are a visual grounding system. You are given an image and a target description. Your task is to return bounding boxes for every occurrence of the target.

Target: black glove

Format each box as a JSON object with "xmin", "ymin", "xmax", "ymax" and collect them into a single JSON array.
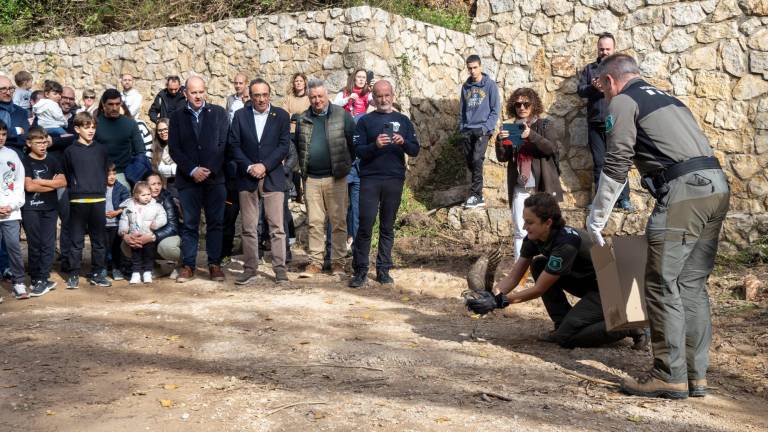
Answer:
[{"xmin": 465, "ymin": 291, "xmax": 509, "ymax": 315}]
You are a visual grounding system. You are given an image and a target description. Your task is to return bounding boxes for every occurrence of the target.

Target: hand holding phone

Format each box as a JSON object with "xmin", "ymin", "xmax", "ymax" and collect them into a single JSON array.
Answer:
[
  {"xmin": 501, "ymin": 123, "xmax": 525, "ymax": 147},
  {"xmin": 383, "ymin": 123, "xmax": 394, "ymax": 143}
]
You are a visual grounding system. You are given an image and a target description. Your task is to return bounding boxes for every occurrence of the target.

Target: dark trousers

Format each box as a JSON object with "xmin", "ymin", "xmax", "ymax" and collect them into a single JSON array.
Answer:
[
  {"xmin": 104, "ymin": 226, "xmax": 125, "ymax": 272},
  {"xmin": 460, "ymin": 130, "xmax": 489, "ymax": 198},
  {"xmin": 179, "ymin": 183, "xmax": 226, "ymax": 267},
  {"xmin": 22, "ymin": 209, "xmax": 57, "ymax": 282},
  {"xmin": 68, "ymin": 201, "xmax": 106, "ymax": 275},
  {"xmin": 222, "ymin": 185, "xmax": 240, "ymax": 259},
  {"xmin": 57, "ymin": 188, "xmax": 72, "ymax": 272},
  {"xmin": 588, "ymin": 123, "xmax": 629, "ymax": 201},
  {"xmin": 353, "ymin": 177, "xmax": 404, "ymax": 273},
  {"xmin": 131, "ymin": 243, "xmax": 156, "ymax": 273},
  {"xmin": 531, "ymin": 256, "xmax": 631, "ymax": 348}
]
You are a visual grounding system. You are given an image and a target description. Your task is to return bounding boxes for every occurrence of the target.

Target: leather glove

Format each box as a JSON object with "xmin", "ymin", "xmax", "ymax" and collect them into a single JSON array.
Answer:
[
  {"xmin": 587, "ymin": 172, "xmax": 626, "ymax": 247},
  {"xmin": 465, "ymin": 291, "xmax": 510, "ymax": 315}
]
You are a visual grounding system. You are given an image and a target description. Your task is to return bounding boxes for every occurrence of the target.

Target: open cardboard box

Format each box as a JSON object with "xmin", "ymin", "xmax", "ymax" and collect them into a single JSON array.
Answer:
[{"xmin": 590, "ymin": 235, "xmax": 649, "ymax": 331}]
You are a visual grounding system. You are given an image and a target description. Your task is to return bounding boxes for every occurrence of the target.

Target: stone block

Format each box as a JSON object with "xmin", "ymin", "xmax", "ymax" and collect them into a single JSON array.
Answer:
[
  {"xmin": 670, "ymin": 68, "xmax": 695, "ymax": 95},
  {"xmin": 551, "ymin": 55, "xmax": 576, "ymax": 77},
  {"xmin": 530, "ymin": 13, "xmax": 553, "ymax": 35},
  {"xmin": 661, "ymin": 29, "xmax": 696, "ymax": 53},
  {"xmin": 567, "ymin": 22, "xmax": 589, "ymax": 42},
  {"xmin": 589, "ymin": 10, "xmax": 619, "ymax": 34},
  {"xmin": 756, "ymin": 133, "xmax": 768, "ymax": 154},
  {"xmin": 741, "ymin": 0, "xmax": 768, "ymax": 15},
  {"xmin": 346, "ymin": 6, "xmax": 372, "ymax": 22},
  {"xmin": 684, "ymin": 45, "xmax": 717, "ymax": 70},
  {"xmin": 722, "ymin": 39, "xmax": 748, "ymax": 77},
  {"xmin": 640, "ymin": 52, "xmax": 670, "ymax": 79},
  {"xmin": 490, "ymin": 0, "xmax": 517, "ymax": 13},
  {"xmin": 730, "ymin": 154, "xmax": 761, "ymax": 179},
  {"xmin": 696, "ymin": 21, "xmax": 739, "ymax": 44},
  {"xmin": 542, "ymin": 0, "xmax": 574, "ymax": 16},
  {"xmin": 748, "ymin": 29, "xmax": 768, "ymax": 51},
  {"xmin": 713, "ymin": 100, "xmax": 749, "ymax": 130},
  {"xmin": 670, "ymin": 3, "xmax": 708, "ymax": 26},
  {"xmin": 460, "ymin": 207, "xmax": 491, "ymax": 231},
  {"xmin": 733, "ymin": 74, "xmax": 768, "ymax": 100},
  {"xmin": 712, "ymin": 0, "xmax": 743, "ymax": 20},
  {"xmin": 695, "ymin": 71, "xmax": 731, "ymax": 99}
]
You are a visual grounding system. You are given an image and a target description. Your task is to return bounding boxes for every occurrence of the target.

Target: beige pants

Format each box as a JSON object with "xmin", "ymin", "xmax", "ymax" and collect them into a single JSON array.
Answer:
[
  {"xmin": 305, "ymin": 176, "xmax": 348, "ymax": 265},
  {"xmin": 240, "ymin": 181, "xmax": 285, "ymax": 273}
]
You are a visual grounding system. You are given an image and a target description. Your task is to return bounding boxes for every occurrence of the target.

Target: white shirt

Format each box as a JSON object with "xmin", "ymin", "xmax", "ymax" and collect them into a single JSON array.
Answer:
[
  {"xmin": 122, "ymin": 88, "xmax": 143, "ymax": 119},
  {"xmin": 227, "ymin": 94, "xmax": 245, "ymax": 121},
  {"xmin": 252, "ymin": 104, "xmax": 270, "ymax": 142}
]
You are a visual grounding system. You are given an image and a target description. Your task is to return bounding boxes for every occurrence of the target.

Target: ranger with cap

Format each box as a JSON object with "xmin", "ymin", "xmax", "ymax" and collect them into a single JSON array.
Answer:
[{"xmin": 587, "ymin": 54, "xmax": 730, "ymax": 399}]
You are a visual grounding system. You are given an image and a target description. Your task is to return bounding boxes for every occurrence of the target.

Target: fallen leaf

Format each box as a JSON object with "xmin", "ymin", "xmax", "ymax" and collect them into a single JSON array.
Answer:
[
  {"xmin": 0, "ymin": 384, "xmax": 17, "ymax": 388},
  {"xmin": 626, "ymin": 415, "xmax": 643, "ymax": 423},
  {"xmin": 470, "ymin": 314, "xmax": 481, "ymax": 319},
  {"xmin": 361, "ymin": 313, "xmax": 372, "ymax": 321},
  {"xmin": 299, "ymin": 341, "xmax": 310, "ymax": 345},
  {"xmin": 159, "ymin": 399, "xmax": 174, "ymax": 408},
  {"xmin": 323, "ymin": 298, "xmax": 334, "ymax": 304},
  {"xmin": 46, "ymin": 410, "xmax": 56, "ymax": 416},
  {"xmin": 148, "ymin": 300, "xmax": 158, "ymax": 304},
  {"xmin": 312, "ymin": 410, "xmax": 327, "ymax": 420},
  {"xmin": 401, "ymin": 296, "xmax": 410, "ymax": 302},
  {"xmin": 435, "ymin": 416, "xmax": 450, "ymax": 423},
  {"xmin": 163, "ymin": 384, "xmax": 179, "ymax": 390},
  {"xmin": 165, "ymin": 335, "xmax": 181, "ymax": 341},
  {"xmin": 478, "ymin": 352, "xmax": 489, "ymax": 358},
  {"xmin": 132, "ymin": 390, "xmax": 147, "ymax": 396}
]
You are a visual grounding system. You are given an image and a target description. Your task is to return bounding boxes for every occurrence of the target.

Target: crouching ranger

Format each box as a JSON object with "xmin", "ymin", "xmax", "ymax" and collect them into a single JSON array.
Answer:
[
  {"xmin": 466, "ymin": 192, "xmax": 648, "ymax": 349},
  {"xmin": 586, "ymin": 54, "xmax": 730, "ymax": 399}
]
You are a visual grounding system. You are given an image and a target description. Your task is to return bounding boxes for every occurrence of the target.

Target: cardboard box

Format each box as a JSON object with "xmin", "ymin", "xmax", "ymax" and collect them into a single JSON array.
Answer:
[{"xmin": 590, "ymin": 235, "xmax": 649, "ymax": 331}]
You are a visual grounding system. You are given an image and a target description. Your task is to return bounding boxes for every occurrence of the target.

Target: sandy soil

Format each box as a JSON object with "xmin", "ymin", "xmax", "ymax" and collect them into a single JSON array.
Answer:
[{"xmin": 1, "ymin": 239, "xmax": 766, "ymax": 432}]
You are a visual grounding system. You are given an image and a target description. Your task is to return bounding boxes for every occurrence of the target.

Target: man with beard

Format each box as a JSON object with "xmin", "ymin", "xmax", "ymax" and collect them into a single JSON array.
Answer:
[
  {"xmin": 578, "ymin": 33, "xmax": 633, "ymax": 212},
  {"xmin": 148, "ymin": 75, "xmax": 186, "ymax": 124}
]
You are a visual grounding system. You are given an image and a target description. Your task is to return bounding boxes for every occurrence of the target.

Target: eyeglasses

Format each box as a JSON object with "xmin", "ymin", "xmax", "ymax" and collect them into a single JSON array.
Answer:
[
  {"xmin": 157, "ymin": 128, "xmax": 169, "ymax": 133},
  {"xmin": 0, "ymin": 87, "xmax": 15, "ymax": 93},
  {"xmin": 514, "ymin": 102, "xmax": 531, "ymax": 109},
  {"xmin": 61, "ymin": 96, "xmax": 75, "ymax": 101}
]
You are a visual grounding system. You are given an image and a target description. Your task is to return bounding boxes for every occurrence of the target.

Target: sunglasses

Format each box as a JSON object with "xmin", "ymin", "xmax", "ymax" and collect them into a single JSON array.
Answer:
[
  {"xmin": 84, "ymin": 96, "xmax": 95, "ymax": 100},
  {"xmin": 514, "ymin": 102, "xmax": 531, "ymax": 109}
]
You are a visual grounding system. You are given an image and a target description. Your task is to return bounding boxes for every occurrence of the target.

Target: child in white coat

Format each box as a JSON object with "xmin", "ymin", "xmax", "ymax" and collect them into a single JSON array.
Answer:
[{"xmin": 119, "ymin": 181, "xmax": 167, "ymax": 284}]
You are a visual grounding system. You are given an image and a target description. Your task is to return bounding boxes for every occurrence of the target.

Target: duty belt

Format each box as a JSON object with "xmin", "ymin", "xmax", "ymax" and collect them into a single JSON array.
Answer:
[{"xmin": 641, "ymin": 156, "xmax": 721, "ymax": 199}]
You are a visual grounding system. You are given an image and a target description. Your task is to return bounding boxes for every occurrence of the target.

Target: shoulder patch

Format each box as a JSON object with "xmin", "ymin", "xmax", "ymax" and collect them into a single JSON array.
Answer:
[
  {"xmin": 605, "ymin": 114, "xmax": 614, "ymax": 133},
  {"xmin": 547, "ymin": 256, "xmax": 563, "ymax": 272}
]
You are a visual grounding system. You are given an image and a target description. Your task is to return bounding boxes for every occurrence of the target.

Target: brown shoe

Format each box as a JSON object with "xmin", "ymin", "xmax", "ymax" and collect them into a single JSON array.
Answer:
[
  {"xmin": 209, "ymin": 265, "xmax": 225, "ymax": 282},
  {"xmin": 621, "ymin": 374, "xmax": 688, "ymax": 399},
  {"xmin": 330, "ymin": 263, "xmax": 345, "ymax": 276},
  {"xmin": 176, "ymin": 266, "xmax": 195, "ymax": 283},
  {"xmin": 689, "ymin": 378, "xmax": 707, "ymax": 397}
]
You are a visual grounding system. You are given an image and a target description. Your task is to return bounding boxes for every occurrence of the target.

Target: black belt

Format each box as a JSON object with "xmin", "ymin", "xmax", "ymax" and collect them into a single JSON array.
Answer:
[
  {"xmin": 641, "ymin": 156, "xmax": 721, "ymax": 199},
  {"xmin": 663, "ymin": 156, "xmax": 721, "ymax": 183}
]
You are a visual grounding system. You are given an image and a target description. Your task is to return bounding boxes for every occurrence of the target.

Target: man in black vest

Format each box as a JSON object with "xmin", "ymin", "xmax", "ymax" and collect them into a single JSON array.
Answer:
[
  {"xmin": 168, "ymin": 76, "xmax": 229, "ymax": 282},
  {"xmin": 294, "ymin": 79, "xmax": 355, "ymax": 277}
]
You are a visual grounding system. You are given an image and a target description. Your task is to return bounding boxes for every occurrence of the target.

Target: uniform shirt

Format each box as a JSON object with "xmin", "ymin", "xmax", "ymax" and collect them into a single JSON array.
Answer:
[
  {"xmin": 520, "ymin": 225, "xmax": 596, "ymax": 282},
  {"xmin": 23, "ymin": 154, "xmax": 62, "ymax": 211},
  {"xmin": 603, "ymin": 78, "xmax": 714, "ymax": 184}
]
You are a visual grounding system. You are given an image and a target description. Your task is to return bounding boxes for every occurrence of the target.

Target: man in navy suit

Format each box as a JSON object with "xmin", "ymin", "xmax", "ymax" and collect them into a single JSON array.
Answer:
[
  {"xmin": 168, "ymin": 76, "xmax": 229, "ymax": 283},
  {"xmin": 229, "ymin": 78, "xmax": 290, "ymax": 284}
]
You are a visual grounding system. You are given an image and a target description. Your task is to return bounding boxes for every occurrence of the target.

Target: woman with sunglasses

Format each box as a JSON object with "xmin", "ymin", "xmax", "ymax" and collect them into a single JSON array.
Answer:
[
  {"xmin": 77, "ymin": 89, "xmax": 98, "ymax": 114},
  {"xmin": 496, "ymin": 87, "xmax": 563, "ymax": 260}
]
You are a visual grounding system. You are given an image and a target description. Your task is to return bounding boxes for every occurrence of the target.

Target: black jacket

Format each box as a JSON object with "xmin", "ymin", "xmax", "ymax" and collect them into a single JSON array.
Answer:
[
  {"xmin": 577, "ymin": 60, "xmax": 608, "ymax": 124},
  {"xmin": 168, "ymin": 103, "xmax": 229, "ymax": 190},
  {"xmin": 153, "ymin": 189, "xmax": 179, "ymax": 243},
  {"xmin": 63, "ymin": 141, "xmax": 109, "ymax": 200},
  {"xmin": 228, "ymin": 105, "xmax": 291, "ymax": 193},
  {"xmin": 148, "ymin": 89, "xmax": 187, "ymax": 124}
]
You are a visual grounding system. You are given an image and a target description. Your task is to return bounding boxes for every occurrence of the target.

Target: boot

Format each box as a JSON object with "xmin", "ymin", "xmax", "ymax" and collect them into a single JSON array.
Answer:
[
  {"xmin": 621, "ymin": 373, "xmax": 688, "ymax": 399},
  {"xmin": 689, "ymin": 378, "xmax": 707, "ymax": 397}
]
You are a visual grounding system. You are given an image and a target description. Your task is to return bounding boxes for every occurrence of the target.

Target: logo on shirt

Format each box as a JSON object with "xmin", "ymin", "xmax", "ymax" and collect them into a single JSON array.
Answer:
[
  {"xmin": 1, "ymin": 161, "xmax": 16, "ymax": 196},
  {"xmin": 547, "ymin": 256, "xmax": 563, "ymax": 272},
  {"xmin": 391, "ymin": 122, "xmax": 400, "ymax": 133},
  {"xmin": 605, "ymin": 114, "xmax": 614, "ymax": 133}
]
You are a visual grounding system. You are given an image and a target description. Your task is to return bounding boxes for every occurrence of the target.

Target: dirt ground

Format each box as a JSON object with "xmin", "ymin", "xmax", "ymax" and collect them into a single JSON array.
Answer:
[{"xmin": 1, "ymin": 237, "xmax": 767, "ymax": 432}]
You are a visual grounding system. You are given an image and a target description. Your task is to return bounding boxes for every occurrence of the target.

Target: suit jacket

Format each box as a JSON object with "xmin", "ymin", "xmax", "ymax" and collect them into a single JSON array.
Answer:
[
  {"xmin": 168, "ymin": 103, "xmax": 229, "ymax": 190},
  {"xmin": 228, "ymin": 105, "xmax": 290, "ymax": 193}
]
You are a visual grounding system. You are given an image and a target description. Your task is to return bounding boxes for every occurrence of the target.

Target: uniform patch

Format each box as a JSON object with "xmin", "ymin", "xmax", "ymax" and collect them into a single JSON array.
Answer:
[
  {"xmin": 547, "ymin": 256, "xmax": 563, "ymax": 272},
  {"xmin": 605, "ymin": 114, "xmax": 614, "ymax": 133}
]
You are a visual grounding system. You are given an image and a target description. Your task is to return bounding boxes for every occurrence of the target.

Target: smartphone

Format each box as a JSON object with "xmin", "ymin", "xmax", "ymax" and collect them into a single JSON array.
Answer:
[
  {"xmin": 383, "ymin": 123, "xmax": 393, "ymax": 143},
  {"xmin": 366, "ymin": 70, "xmax": 374, "ymax": 86}
]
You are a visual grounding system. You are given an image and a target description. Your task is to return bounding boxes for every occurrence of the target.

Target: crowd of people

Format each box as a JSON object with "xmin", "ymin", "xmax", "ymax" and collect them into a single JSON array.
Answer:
[{"xmin": 0, "ymin": 35, "xmax": 729, "ymax": 400}]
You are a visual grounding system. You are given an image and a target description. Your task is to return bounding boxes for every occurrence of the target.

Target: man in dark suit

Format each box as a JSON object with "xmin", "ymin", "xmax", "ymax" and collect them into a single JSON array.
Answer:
[
  {"xmin": 229, "ymin": 78, "xmax": 290, "ymax": 284},
  {"xmin": 168, "ymin": 76, "xmax": 229, "ymax": 282}
]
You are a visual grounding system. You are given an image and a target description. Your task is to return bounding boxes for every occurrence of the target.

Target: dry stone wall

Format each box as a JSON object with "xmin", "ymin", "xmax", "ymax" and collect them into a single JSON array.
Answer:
[{"xmin": 1, "ymin": 3, "xmax": 767, "ymax": 252}]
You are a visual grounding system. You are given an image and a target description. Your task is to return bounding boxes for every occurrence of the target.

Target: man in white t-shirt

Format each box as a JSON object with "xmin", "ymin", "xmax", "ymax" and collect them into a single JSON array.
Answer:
[{"xmin": 121, "ymin": 73, "xmax": 143, "ymax": 119}]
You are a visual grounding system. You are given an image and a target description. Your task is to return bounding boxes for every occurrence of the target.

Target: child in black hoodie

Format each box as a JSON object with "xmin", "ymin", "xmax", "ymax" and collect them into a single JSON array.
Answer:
[{"xmin": 63, "ymin": 112, "xmax": 111, "ymax": 289}]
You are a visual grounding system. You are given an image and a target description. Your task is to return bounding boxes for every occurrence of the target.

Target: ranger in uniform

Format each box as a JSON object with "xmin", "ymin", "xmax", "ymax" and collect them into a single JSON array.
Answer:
[{"xmin": 587, "ymin": 54, "xmax": 730, "ymax": 399}]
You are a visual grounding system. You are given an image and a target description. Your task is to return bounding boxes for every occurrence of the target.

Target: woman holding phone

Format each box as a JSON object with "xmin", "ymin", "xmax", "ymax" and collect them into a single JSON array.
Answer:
[
  {"xmin": 333, "ymin": 69, "xmax": 373, "ymax": 121},
  {"xmin": 495, "ymin": 87, "xmax": 563, "ymax": 260}
]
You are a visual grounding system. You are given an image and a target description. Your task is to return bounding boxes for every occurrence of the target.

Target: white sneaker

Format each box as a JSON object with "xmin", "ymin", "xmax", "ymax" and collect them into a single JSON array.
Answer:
[
  {"xmin": 129, "ymin": 272, "xmax": 141, "ymax": 284},
  {"xmin": 143, "ymin": 271, "xmax": 153, "ymax": 284},
  {"xmin": 169, "ymin": 268, "xmax": 179, "ymax": 280}
]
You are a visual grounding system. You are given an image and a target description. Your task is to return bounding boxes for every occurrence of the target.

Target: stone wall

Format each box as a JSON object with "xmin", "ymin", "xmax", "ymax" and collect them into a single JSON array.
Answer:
[{"xmin": 1, "ymin": 3, "xmax": 767, "ymax": 252}]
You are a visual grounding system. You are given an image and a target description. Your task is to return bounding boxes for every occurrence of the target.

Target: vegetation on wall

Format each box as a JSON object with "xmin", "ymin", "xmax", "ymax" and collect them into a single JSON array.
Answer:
[{"xmin": 0, "ymin": 0, "xmax": 471, "ymax": 45}]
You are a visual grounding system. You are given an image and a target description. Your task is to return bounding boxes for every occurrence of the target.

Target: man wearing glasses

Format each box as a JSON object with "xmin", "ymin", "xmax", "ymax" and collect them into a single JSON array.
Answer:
[
  {"xmin": 578, "ymin": 33, "xmax": 634, "ymax": 212},
  {"xmin": 0, "ymin": 75, "xmax": 31, "ymax": 155}
]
